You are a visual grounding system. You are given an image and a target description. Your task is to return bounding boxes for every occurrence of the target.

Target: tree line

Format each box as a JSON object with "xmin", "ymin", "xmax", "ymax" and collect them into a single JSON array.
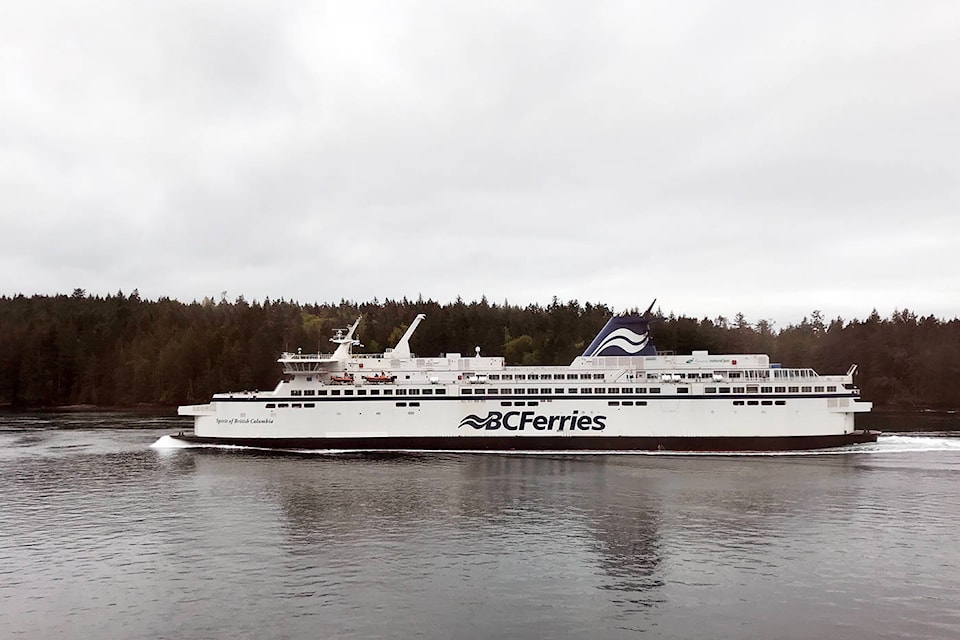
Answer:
[{"xmin": 1, "ymin": 290, "xmax": 958, "ymax": 410}]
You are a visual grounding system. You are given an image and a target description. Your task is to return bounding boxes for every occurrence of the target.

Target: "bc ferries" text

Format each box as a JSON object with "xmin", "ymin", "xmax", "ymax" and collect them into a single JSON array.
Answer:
[{"xmin": 459, "ymin": 411, "xmax": 606, "ymax": 431}]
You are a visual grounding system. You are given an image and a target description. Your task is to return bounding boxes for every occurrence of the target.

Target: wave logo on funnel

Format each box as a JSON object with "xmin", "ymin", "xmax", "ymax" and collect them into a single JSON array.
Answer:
[
  {"xmin": 587, "ymin": 327, "xmax": 650, "ymax": 356},
  {"xmin": 582, "ymin": 314, "xmax": 658, "ymax": 357}
]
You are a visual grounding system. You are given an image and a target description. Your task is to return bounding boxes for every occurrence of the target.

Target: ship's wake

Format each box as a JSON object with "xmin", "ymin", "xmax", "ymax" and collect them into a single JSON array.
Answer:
[{"xmin": 149, "ymin": 433, "xmax": 960, "ymax": 456}]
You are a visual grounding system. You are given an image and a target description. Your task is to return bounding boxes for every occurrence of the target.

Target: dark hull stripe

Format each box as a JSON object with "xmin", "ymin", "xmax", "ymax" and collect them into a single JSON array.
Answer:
[{"xmin": 170, "ymin": 431, "xmax": 878, "ymax": 452}]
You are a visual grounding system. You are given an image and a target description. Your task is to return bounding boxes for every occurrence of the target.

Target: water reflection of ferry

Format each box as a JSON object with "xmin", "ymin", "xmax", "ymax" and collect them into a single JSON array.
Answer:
[
  {"xmin": 184, "ymin": 451, "xmax": 869, "ymax": 614},
  {"xmin": 176, "ymin": 303, "xmax": 875, "ymax": 452}
]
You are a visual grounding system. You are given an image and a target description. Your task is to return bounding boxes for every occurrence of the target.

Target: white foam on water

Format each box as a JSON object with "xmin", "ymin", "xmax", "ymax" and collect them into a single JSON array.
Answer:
[
  {"xmin": 869, "ymin": 434, "xmax": 960, "ymax": 453},
  {"xmin": 149, "ymin": 435, "xmax": 251, "ymax": 451},
  {"xmin": 150, "ymin": 435, "xmax": 193, "ymax": 449}
]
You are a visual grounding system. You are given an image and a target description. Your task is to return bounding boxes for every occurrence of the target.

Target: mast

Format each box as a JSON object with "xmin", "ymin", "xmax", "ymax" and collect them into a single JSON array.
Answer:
[
  {"xmin": 390, "ymin": 314, "xmax": 426, "ymax": 359},
  {"xmin": 330, "ymin": 317, "xmax": 362, "ymax": 360}
]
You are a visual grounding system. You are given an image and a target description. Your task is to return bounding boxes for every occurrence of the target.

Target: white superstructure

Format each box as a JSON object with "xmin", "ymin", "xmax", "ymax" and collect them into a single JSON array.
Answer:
[{"xmin": 176, "ymin": 312, "xmax": 875, "ymax": 451}]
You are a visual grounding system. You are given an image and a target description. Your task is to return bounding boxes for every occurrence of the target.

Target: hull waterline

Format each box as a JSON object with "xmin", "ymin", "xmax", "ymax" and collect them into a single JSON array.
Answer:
[{"xmin": 168, "ymin": 430, "xmax": 879, "ymax": 453}]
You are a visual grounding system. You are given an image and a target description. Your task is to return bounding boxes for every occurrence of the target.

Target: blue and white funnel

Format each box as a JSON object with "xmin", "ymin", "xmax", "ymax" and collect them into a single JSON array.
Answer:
[{"xmin": 582, "ymin": 303, "xmax": 657, "ymax": 357}]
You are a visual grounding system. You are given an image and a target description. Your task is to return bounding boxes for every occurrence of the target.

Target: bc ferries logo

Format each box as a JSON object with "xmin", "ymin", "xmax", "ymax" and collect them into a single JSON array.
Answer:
[
  {"xmin": 588, "ymin": 328, "xmax": 650, "ymax": 357},
  {"xmin": 459, "ymin": 411, "xmax": 606, "ymax": 431}
]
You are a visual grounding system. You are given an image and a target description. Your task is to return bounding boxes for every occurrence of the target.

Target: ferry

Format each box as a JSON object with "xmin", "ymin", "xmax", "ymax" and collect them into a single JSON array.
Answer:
[{"xmin": 175, "ymin": 307, "xmax": 876, "ymax": 452}]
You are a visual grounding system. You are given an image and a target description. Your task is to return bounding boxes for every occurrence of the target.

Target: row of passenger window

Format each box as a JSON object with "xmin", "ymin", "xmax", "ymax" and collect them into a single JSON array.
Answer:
[
  {"xmin": 264, "ymin": 401, "xmax": 425, "ymax": 409},
  {"xmin": 262, "ymin": 397, "xmax": 790, "ymax": 410},
  {"xmin": 463, "ymin": 387, "xmax": 661, "ymax": 395},
  {"xmin": 488, "ymin": 373, "xmax": 607, "ymax": 381},
  {"xmin": 290, "ymin": 388, "xmax": 448, "ymax": 397},
  {"xmin": 705, "ymin": 385, "xmax": 836, "ymax": 394},
  {"xmin": 281, "ymin": 385, "xmax": 838, "ymax": 400}
]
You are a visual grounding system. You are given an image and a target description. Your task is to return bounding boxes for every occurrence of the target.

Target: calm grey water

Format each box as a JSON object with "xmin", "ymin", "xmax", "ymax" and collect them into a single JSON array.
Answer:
[{"xmin": 2, "ymin": 413, "xmax": 960, "ymax": 639}]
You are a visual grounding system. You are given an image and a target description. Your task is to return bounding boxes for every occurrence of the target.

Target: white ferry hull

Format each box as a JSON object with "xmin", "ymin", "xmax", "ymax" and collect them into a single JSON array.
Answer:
[
  {"xmin": 176, "ymin": 394, "xmax": 876, "ymax": 452},
  {"xmin": 175, "ymin": 311, "xmax": 877, "ymax": 453}
]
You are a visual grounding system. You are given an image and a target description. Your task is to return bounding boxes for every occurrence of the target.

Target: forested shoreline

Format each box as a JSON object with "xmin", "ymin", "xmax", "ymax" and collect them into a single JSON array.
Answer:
[{"xmin": 2, "ymin": 291, "xmax": 958, "ymax": 410}]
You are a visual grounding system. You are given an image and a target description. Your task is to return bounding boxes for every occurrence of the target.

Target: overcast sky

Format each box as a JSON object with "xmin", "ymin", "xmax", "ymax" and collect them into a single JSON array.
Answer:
[{"xmin": 2, "ymin": 0, "xmax": 958, "ymax": 326}]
